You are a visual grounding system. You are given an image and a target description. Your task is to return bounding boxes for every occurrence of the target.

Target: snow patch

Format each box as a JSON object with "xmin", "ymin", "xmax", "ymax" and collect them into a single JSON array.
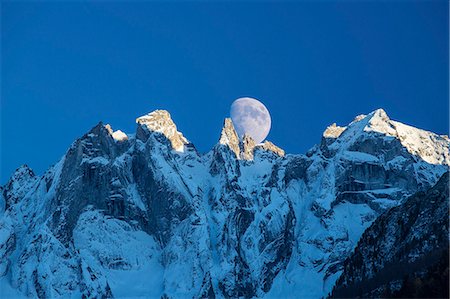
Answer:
[
  {"xmin": 112, "ymin": 130, "xmax": 128, "ymax": 142},
  {"xmin": 74, "ymin": 210, "xmax": 163, "ymax": 298}
]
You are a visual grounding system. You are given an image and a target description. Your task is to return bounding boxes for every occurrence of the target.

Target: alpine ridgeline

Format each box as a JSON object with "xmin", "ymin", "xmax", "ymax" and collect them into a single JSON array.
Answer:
[{"xmin": 1, "ymin": 108, "xmax": 448, "ymax": 298}]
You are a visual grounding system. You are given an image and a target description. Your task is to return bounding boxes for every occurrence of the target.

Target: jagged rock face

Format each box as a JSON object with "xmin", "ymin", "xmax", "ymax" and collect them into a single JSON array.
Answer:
[
  {"xmin": 136, "ymin": 110, "xmax": 188, "ymax": 152},
  {"xmin": 240, "ymin": 134, "xmax": 256, "ymax": 160},
  {"xmin": 218, "ymin": 118, "xmax": 285, "ymax": 161},
  {"xmin": 0, "ymin": 109, "xmax": 448, "ymax": 298},
  {"xmin": 256, "ymin": 141, "xmax": 285, "ymax": 157},
  {"xmin": 331, "ymin": 172, "xmax": 449, "ymax": 298},
  {"xmin": 323, "ymin": 123, "xmax": 346, "ymax": 139},
  {"xmin": 2, "ymin": 165, "xmax": 37, "ymax": 209},
  {"xmin": 358, "ymin": 109, "xmax": 449, "ymax": 165},
  {"xmin": 49, "ymin": 122, "xmax": 131, "ymax": 244},
  {"xmin": 219, "ymin": 118, "xmax": 241, "ymax": 158}
]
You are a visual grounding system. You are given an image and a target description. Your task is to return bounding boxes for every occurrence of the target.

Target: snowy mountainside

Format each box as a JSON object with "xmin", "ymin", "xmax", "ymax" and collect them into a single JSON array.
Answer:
[
  {"xmin": 331, "ymin": 172, "xmax": 449, "ymax": 298},
  {"xmin": 0, "ymin": 108, "xmax": 448, "ymax": 298}
]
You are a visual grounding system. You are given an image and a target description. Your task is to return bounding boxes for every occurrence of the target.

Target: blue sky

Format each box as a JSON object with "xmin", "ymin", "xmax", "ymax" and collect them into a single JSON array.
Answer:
[{"xmin": 1, "ymin": 1, "xmax": 448, "ymax": 183}]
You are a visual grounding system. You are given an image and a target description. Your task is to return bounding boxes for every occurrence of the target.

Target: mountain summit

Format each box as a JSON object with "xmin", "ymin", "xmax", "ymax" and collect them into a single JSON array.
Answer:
[
  {"xmin": 136, "ymin": 110, "xmax": 189, "ymax": 152},
  {"xmin": 0, "ymin": 109, "xmax": 448, "ymax": 298}
]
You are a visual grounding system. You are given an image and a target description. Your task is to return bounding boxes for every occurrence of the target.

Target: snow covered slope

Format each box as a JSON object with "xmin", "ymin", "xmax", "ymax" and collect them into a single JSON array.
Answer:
[
  {"xmin": 0, "ymin": 109, "xmax": 448, "ymax": 298},
  {"xmin": 332, "ymin": 172, "xmax": 449, "ymax": 298}
]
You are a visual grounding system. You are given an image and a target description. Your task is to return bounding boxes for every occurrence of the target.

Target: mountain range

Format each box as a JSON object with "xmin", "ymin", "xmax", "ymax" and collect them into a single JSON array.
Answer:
[{"xmin": 1, "ymin": 108, "xmax": 448, "ymax": 298}]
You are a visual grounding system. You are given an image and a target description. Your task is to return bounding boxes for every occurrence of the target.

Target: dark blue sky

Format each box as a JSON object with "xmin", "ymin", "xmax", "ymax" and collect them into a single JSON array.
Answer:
[{"xmin": 2, "ymin": 1, "xmax": 448, "ymax": 183}]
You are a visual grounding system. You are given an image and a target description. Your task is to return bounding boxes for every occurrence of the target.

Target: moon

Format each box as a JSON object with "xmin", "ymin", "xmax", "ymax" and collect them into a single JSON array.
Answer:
[{"xmin": 230, "ymin": 97, "xmax": 271, "ymax": 144}]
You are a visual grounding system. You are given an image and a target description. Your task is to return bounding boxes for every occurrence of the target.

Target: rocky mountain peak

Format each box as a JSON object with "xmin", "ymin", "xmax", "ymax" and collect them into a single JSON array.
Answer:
[
  {"xmin": 256, "ymin": 141, "xmax": 285, "ymax": 157},
  {"xmin": 9, "ymin": 164, "xmax": 35, "ymax": 181},
  {"xmin": 219, "ymin": 118, "xmax": 241, "ymax": 158},
  {"xmin": 218, "ymin": 119, "xmax": 285, "ymax": 160},
  {"xmin": 321, "ymin": 108, "xmax": 449, "ymax": 166},
  {"xmin": 371, "ymin": 108, "xmax": 389, "ymax": 120},
  {"xmin": 323, "ymin": 123, "xmax": 346, "ymax": 139},
  {"xmin": 5, "ymin": 165, "xmax": 36, "ymax": 191},
  {"xmin": 136, "ymin": 110, "xmax": 188, "ymax": 152},
  {"xmin": 3, "ymin": 165, "xmax": 37, "ymax": 209},
  {"xmin": 322, "ymin": 109, "xmax": 390, "ymax": 143},
  {"xmin": 360, "ymin": 109, "xmax": 449, "ymax": 165},
  {"xmin": 352, "ymin": 114, "xmax": 367, "ymax": 123},
  {"xmin": 363, "ymin": 108, "xmax": 395, "ymax": 135},
  {"xmin": 240, "ymin": 134, "xmax": 256, "ymax": 160}
]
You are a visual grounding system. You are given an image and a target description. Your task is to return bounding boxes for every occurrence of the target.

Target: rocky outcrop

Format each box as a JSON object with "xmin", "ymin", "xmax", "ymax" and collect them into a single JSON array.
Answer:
[
  {"xmin": 2, "ymin": 165, "xmax": 37, "ymax": 209},
  {"xmin": 240, "ymin": 134, "xmax": 256, "ymax": 160},
  {"xmin": 136, "ymin": 110, "xmax": 188, "ymax": 152},
  {"xmin": 323, "ymin": 123, "xmax": 346, "ymax": 139},
  {"xmin": 218, "ymin": 117, "xmax": 241, "ymax": 158},
  {"xmin": 256, "ymin": 141, "xmax": 285, "ymax": 157},
  {"xmin": 217, "ymin": 118, "xmax": 284, "ymax": 161}
]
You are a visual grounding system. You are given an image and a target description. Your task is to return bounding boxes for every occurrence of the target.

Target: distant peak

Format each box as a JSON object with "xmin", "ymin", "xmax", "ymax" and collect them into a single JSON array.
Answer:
[
  {"xmin": 136, "ymin": 110, "xmax": 188, "ymax": 152},
  {"xmin": 368, "ymin": 108, "xmax": 390, "ymax": 122},
  {"xmin": 112, "ymin": 130, "xmax": 128, "ymax": 142},
  {"xmin": 217, "ymin": 118, "xmax": 285, "ymax": 160},
  {"xmin": 219, "ymin": 118, "xmax": 241, "ymax": 158},
  {"xmin": 104, "ymin": 124, "xmax": 113, "ymax": 134},
  {"xmin": 323, "ymin": 123, "xmax": 346, "ymax": 139},
  {"xmin": 3, "ymin": 164, "xmax": 37, "ymax": 209},
  {"xmin": 363, "ymin": 108, "xmax": 396, "ymax": 136},
  {"xmin": 352, "ymin": 114, "xmax": 367, "ymax": 123},
  {"xmin": 104, "ymin": 124, "xmax": 128, "ymax": 142},
  {"xmin": 323, "ymin": 110, "xmax": 390, "ymax": 140},
  {"xmin": 12, "ymin": 165, "xmax": 35, "ymax": 179},
  {"xmin": 136, "ymin": 110, "xmax": 172, "ymax": 125},
  {"xmin": 325, "ymin": 108, "xmax": 449, "ymax": 165},
  {"xmin": 255, "ymin": 141, "xmax": 285, "ymax": 157},
  {"xmin": 347, "ymin": 109, "xmax": 389, "ymax": 126}
]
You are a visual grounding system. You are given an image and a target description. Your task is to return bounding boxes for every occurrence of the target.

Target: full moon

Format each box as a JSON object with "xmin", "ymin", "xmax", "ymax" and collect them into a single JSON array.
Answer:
[{"xmin": 230, "ymin": 97, "xmax": 271, "ymax": 144}]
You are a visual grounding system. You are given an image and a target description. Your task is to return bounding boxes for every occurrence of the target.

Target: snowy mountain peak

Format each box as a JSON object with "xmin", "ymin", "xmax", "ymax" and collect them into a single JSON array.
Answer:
[
  {"xmin": 325, "ymin": 108, "xmax": 450, "ymax": 165},
  {"xmin": 363, "ymin": 108, "xmax": 395, "ymax": 135},
  {"xmin": 219, "ymin": 118, "xmax": 241, "ymax": 158},
  {"xmin": 2, "ymin": 165, "xmax": 37, "ymax": 209},
  {"xmin": 323, "ymin": 123, "xmax": 346, "ymax": 139},
  {"xmin": 136, "ymin": 110, "xmax": 188, "ymax": 152},
  {"xmin": 361, "ymin": 108, "xmax": 449, "ymax": 165},
  {"xmin": 255, "ymin": 141, "xmax": 286, "ymax": 157},
  {"xmin": 112, "ymin": 130, "xmax": 128, "ymax": 142},
  {"xmin": 352, "ymin": 114, "xmax": 367, "ymax": 123},
  {"xmin": 322, "ymin": 109, "xmax": 390, "ymax": 141},
  {"xmin": 9, "ymin": 164, "xmax": 35, "ymax": 180},
  {"xmin": 217, "ymin": 119, "xmax": 284, "ymax": 160},
  {"xmin": 370, "ymin": 108, "xmax": 389, "ymax": 120},
  {"xmin": 104, "ymin": 124, "xmax": 128, "ymax": 142}
]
